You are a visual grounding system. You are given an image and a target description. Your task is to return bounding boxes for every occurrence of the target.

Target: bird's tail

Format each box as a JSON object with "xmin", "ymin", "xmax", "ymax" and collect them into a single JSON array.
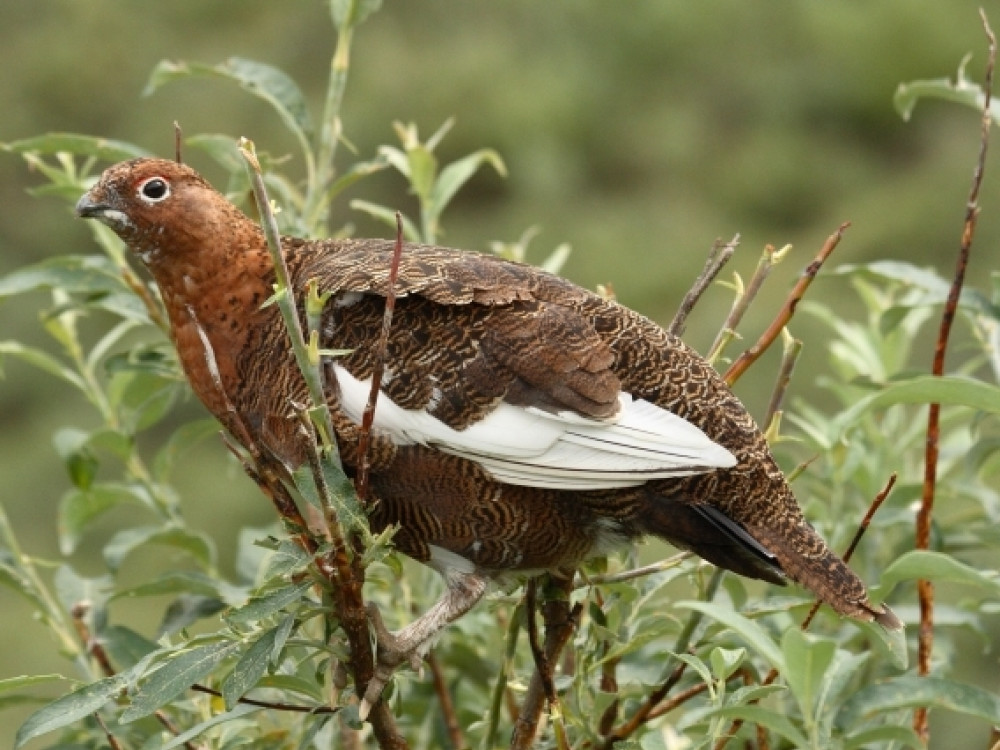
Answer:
[{"xmin": 746, "ymin": 520, "xmax": 902, "ymax": 630}]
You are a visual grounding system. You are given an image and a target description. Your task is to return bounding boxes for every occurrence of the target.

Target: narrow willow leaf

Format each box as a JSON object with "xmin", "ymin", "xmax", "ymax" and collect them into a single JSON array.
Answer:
[
  {"xmin": 675, "ymin": 601, "xmax": 784, "ymax": 672},
  {"xmin": 58, "ymin": 484, "xmax": 145, "ymax": 555},
  {"xmin": 834, "ymin": 375, "xmax": 1000, "ymax": 435},
  {"xmin": 103, "ymin": 525, "xmax": 215, "ymax": 572},
  {"xmin": 145, "ymin": 58, "xmax": 313, "ymax": 143},
  {"xmin": 0, "ymin": 342, "xmax": 86, "ymax": 394},
  {"xmin": 161, "ymin": 703, "xmax": 261, "ymax": 749},
  {"xmin": 780, "ymin": 629, "xmax": 836, "ymax": 720},
  {"xmin": 100, "ymin": 625, "xmax": 160, "ymax": 671},
  {"xmin": 0, "ymin": 675, "xmax": 65, "ymax": 694},
  {"xmin": 706, "ymin": 705, "xmax": 808, "ymax": 749},
  {"xmin": 14, "ymin": 673, "xmax": 128, "ymax": 748},
  {"xmin": 121, "ymin": 641, "xmax": 241, "ymax": 723},
  {"xmin": 874, "ymin": 549, "xmax": 1000, "ymax": 598},
  {"xmin": 843, "ymin": 725, "xmax": 924, "ymax": 749},
  {"xmin": 427, "ymin": 149, "xmax": 506, "ymax": 223},
  {"xmin": 349, "ymin": 200, "xmax": 421, "ymax": 240},
  {"xmin": 839, "ymin": 674, "xmax": 1000, "ymax": 727},
  {"xmin": 0, "ymin": 254, "xmax": 127, "ymax": 299},
  {"xmin": 3, "ymin": 133, "xmax": 149, "ymax": 162},
  {"xmin": 330, "ymin": 0, "xmax": 382, "ymax": 29},
  {"xmin": 226, "ymin": 581, "xmax": 312, "ymax": 625},
  {"xmin": 221, "ymin": 627, "xmax": 281, "ymax": 709}
]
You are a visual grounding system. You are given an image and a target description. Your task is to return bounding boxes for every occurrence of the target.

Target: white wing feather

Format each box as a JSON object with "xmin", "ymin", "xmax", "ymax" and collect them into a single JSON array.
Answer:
[{"xmin": 333, "ymin": 364, "xmax": 736, "ymax": 490}]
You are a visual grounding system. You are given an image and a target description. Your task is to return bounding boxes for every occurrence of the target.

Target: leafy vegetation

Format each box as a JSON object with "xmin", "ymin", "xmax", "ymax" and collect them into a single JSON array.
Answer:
[{"xmin": 1, "ymin": 2, "xmax": 999, "ymax": 748}]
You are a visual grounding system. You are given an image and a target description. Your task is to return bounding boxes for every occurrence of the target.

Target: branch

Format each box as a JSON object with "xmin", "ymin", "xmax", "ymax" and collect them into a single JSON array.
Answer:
[
  {"xmin": 723, "ymin": 226, "xmax": 846, "ymax": 386},
  {"xmin": 511, "ymin": 576, "xmax": 580, "ymax": 750},
  {"xmin": 914, "ymin": 9, "xmax": 995, "ymax": 741},
  {"xmin": 427, "ymin": 651, "xmax": 465, "ymax": 750},
  {"xmin": 356, "ymin": 212, "xmax": 404, "ymax": 503},
  {"xmin": 708, "ymin": 242, "xmax": 788, "ymax": 362},
  {"xmin": 669, "ymin": 235, "xmax": 739, "ymax": 337},
  {"xmin": 238, "ymin": 140, "xmax": 407, "ymax": 749}
]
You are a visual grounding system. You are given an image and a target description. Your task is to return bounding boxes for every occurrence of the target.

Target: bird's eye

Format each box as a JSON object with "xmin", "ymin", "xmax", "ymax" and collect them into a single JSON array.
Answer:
[{"xmin": 137, "ymin": 177, "xmax": 171, "ymax": 204}]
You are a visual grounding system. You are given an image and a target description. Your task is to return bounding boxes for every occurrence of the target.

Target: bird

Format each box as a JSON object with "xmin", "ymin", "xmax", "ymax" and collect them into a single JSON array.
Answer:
[{"xmin": 76, "ymin": 157, "xmax": 900, "ymax": 715}]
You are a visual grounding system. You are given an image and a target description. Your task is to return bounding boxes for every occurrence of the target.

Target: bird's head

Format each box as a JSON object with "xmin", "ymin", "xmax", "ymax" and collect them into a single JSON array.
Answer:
[{"xmin": 76, "ymin": 158, "xmax": 252, "ymax": 267}]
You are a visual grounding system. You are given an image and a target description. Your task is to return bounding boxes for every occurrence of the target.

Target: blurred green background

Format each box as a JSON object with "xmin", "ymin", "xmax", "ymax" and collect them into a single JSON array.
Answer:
[{"xmin": 2, "ymin": 1, "xmax": 998, "ymax": 746}]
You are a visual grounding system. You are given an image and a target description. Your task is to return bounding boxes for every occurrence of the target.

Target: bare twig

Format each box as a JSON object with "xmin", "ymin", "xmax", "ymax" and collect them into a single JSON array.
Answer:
[
  {"xmin": 723, "ymin": 226, "xmax": 847, "ymax": 386},
  {"xmin": 708, "ymin": 242, "xmax": 788, "ymax": 361},
  {"xmin": 93, "ymin": 711, "xmax": 125, "ymax": 750},
  {"xmin": 189, "ymin": 683, "xmax": 337, "ymax": 714},
  {"xmin": 915, "ymin": 11, "xmax": 995, "ymax": 741},
  {"xmin": 356, "ymin": 212, "xmax": 404, "ymax": 503},
  {"xmin": 669, "ymin": 235, "xmax": 740, "ymax": 336},
  {"xmin": 427, "ymin": 651, "xmax": 465, "ymax": 750},
  {"xmin": 763, "ymin": 331, "xmax": 802, "ymax": 430},
  {"xmin": 511, "ymin": 576, "xmax": 580, "ymax": 750},
  {"xmin": 573, "ymin": 553, "xmax": 690, "ymax": 589},
  {"xmin": 174, "ymin": 121, "xmax": 183, "ymax": 164}
]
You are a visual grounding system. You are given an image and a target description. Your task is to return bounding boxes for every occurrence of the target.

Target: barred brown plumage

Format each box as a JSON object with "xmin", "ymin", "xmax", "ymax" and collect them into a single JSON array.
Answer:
[{"xmin": 76, "ymin": 157, "xmax": 901, "ymax": 717}]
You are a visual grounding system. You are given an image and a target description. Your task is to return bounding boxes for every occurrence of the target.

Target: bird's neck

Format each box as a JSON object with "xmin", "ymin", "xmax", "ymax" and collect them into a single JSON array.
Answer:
[{"xmin": 147, "ymin": 231, "xmax": 280, "ymax": 420}]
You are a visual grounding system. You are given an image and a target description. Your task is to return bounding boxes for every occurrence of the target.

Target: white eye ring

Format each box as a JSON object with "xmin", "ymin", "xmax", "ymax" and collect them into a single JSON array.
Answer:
[{"xmin": 137, "ymin": 176, "xmax": 171, "ymax": 204}]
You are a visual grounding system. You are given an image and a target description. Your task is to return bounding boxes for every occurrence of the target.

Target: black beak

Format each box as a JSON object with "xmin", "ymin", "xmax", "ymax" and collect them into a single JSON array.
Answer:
[{"xmin": 75, "ymin": 193, "xmax": 109, "ymax": 219}]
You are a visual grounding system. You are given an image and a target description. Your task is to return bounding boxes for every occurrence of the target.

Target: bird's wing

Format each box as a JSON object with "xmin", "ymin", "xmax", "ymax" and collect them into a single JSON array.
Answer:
[
  {"xmin": 334, "ymin": 363, "xmax": 736, "ymax": 490},
  {"xmin": 300, "ymin": 238, "xmax": 736, "ymax": 490}
]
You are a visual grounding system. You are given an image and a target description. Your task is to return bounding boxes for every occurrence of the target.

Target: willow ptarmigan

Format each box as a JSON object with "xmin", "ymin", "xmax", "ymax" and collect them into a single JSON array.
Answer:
[{"xmin": 76, "ymin": 157, "xmax": 900, "ymax": 713}]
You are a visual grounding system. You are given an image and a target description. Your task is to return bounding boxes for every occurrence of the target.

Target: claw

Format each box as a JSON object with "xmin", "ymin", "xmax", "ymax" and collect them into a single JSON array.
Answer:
[{"xmin": 358, "ymin": 603, "xmax": 425, "ymax": 721}]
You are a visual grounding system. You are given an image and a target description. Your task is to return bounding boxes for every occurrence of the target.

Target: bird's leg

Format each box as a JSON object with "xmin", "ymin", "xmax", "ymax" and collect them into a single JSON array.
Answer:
[{"xmin": 359, "ymin": 570, "xmax": 488, "ymax": 720}]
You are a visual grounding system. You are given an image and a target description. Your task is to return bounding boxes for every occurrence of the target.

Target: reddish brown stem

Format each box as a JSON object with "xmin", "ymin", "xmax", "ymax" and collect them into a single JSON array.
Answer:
[
  {"xmin": 511, "ymin": 576, "xmax": 580, "ymax": 750},
  {"xmin": 427, "ymin": 651, "xmax": 465, "ymax": 750},
  {"xmin": 355, "ymin": 212, "xmax": 404, "ymax": 503},
  {"xmin": 915, "ymin": 12, "xmax": 995, "ymax": 741},
  {"xmin": 723, "ymin": 224, "xmax": 848, "ymax": 386}
]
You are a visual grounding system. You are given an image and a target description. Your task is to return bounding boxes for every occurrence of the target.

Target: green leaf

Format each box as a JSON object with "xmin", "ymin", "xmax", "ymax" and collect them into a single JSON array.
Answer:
[
  {"xmin": 112, "ymin": 571, "xmax": 244, "ymax": 605},
  {"xmin": 14, "ymin": 673, "xmax": 128, "ymax": 748},
  {"xmin": 834, "ymin": 375, "xmax": 1000, "ymax": 434},
  {"xmin": 843, "ymin": 725, "xmax": 924, "ymax": 750},
  {"xmin": 153, "ymin": 418, "xmax": 220, "ymax": 481},
  {"xmin": 161, "ymin": 703, "xmax": 262, "ymax": 749},
  {"xmin": 58, "ymin": 483, "xmax": 146, "ymax": 555},
  {"xmin": 705, "ymin": 705, "xmax": 807, "ymax": 749},
  {"xmin": 675, "ymin": 601, "xmax": 784, "ymax": 672},
  {"xmin": 0, "ymin": 342, "xmax": 86, "ymax": 394},
  {"xmin": 121, "ymin": 641, "xmax": 241, "ymax": 723},
  {"xmin": 99, "ymin": 625, "xmax": 160, "ymax": 671},
  {"xmin": 0, "ymin": 674, "xmax": 65, "ymax": 694},
  {"xmin": 0, "ymin": 254, "xmax": 127, "ymax": 300},
  {"xmin": 330, "ymin": 0, "xmax": 383, "ymax": 29},
  {"xmin": 780, "ymin": 629, "xmax": 836, "ymax": 720},
  {"xmin": 145, "ymin": 58, "xmax": 313, "ymax": 143},
  {"xmin": 103, "ymin": 525, "xmax": 215, "ymax": 572},
  {"xmin": 324, "ymin": 153, "xmax": 390, "ymax": 203},
  {"xmin": 227, "ymin": 581, "xmax": 313, "ymax": 625},
  {"xmin": 873, "ymin": 549, "xmax": 1000, "ymax": 599},
  {"xmin": 221, "ymin": 626, "xmax": 281, "ymax": 709},
  {"xmin": 894, "ymin": 55, "xmax": 1000, "ymax": 122},
  {"xmin": 839, "ymin": 674, "xmax": 1000, "ymax": 727},
  {"xmin": 426, "ymin": 149, "xmax": 506, "ymax": 224},
  {"xmin": 3, "ymin": 133, "xmax": 149, "ymax": 162},
  {"xmin": 349, "ymin": 200, "xmax": 421, "ymax": 241},
  {"xmin": 406, "ymin": 144, "xmax": 438, "ymax": 202}
]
